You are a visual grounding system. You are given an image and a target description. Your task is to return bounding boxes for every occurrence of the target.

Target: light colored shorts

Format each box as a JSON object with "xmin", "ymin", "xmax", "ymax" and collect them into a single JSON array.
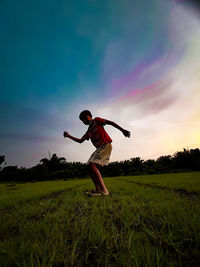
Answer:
[{"xmin": 87, "ymin": 143, "xmax": 112, "ymax": 166}]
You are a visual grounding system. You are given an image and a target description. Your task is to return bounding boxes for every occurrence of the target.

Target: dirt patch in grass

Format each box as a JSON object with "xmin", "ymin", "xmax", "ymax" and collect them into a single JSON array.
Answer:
[
  {"xmin": 36, "ymin": 188, "xmax": 72, "ymax": 201},
  {"xmin": 119, "ymin": 179, "xmax": 200, "ymax": 199},
  {"xmin": 0, "ymin": 225, "xmax": 21, "ymax": 241},
  {"xmin": 7, "ymin": 188, "xmax": 17, "ymax": 191},
  {"xmin": 6, "ymin": 184, "xmax": 16, "ymax": 190},
  {"xmin": 6, "ymin": 184, "xmax": 16, "ymax": 187}
]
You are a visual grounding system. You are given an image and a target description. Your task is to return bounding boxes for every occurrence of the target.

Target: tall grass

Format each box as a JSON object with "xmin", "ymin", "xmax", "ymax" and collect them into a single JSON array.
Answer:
[{"xmin": 0, "ymin": 172, "xmax": 200, "ymax": 266}]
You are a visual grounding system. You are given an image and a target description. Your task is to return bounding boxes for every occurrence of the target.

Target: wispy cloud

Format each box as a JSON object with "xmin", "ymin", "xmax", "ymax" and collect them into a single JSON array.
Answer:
[{"xmin": 96, "ymin": 4, "xmax": 200, "ymax": 161}]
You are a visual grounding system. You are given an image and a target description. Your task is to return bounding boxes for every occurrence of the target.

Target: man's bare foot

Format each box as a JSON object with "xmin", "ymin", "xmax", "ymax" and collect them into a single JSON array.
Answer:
[
  {"xmin": 85, "ymin": 189, "xmax": 109, "ymax": 196},
  {"xmin": 87, "ymin": 192, "xmax": 102, "ymax": 196},
  {"xmin": 99, "ymin": 191, "xmax": 109, "ymax": 196},
  {"xmin": 85, "ymin": 189, "xmax": 101, "ymax": 195}
]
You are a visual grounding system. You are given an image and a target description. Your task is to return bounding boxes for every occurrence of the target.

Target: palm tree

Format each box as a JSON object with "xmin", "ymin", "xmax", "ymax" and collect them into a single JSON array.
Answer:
[
  {"xmin": 40, "ymin": 153, "xmax": 67, "ymax": 172},
  {"xmin": 130, "ymin": 157, "xmax": 144, "ymax": 172},
  {"xmin": 0, "ymin": 155, "xmax": 5, "ymax": 170}
]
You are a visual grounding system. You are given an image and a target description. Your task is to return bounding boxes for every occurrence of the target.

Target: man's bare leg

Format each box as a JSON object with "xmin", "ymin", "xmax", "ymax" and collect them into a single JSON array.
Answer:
[
  {"xmin": 87, "ymin": 164, "xmax": 101, "ymax": 192},
  {"xmin": 88, "ymin": 162, "xmax": 109, "ymax": 194}
]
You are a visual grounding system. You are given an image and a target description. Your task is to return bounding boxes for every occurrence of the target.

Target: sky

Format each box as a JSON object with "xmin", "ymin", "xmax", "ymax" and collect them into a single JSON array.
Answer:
[{"xmin": 1, "ymin": 0, "xmax": 200, "ymax": 167}]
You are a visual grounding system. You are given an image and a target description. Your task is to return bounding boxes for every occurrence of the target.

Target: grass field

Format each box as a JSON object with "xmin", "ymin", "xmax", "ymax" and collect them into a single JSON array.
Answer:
[{"xmin": 0, "ymin": 172, "xmax": 200, "ymax": 266}]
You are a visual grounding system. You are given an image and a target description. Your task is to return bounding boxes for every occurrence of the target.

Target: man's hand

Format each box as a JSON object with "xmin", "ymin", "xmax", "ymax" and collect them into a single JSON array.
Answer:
[
  {"xmin": 63, "ymin": 132, "xmax": 85, "ymax": 143},
  {"xmin": 105, "ymin": 120, "xmax": 131, "ymax": 138},
  {"xmin": 122, "ymin": 129, "xmax": 131, "ymax": 138},
  {"xmin": 63, "ymin": 131, "xmax": 70, "ymax": 138}
]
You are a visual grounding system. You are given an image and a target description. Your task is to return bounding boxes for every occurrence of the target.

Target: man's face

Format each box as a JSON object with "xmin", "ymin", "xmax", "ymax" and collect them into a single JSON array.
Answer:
[{"xmin": 82, "ymin": 115, "xmax": 92, "ymax": 125}]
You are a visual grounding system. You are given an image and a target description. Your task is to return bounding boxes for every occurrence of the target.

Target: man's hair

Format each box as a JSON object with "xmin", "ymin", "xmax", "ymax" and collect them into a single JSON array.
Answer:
[{"xmin": 79, "ymin": 110, "xmax": 92, "ymax": 120}]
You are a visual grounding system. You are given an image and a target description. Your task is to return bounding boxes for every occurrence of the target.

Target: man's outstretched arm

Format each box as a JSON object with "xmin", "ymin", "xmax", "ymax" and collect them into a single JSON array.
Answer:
[
  {"xmin": 63, "ymin": 131, "xmax": 88, "ymax": 143},
  {"xmin": 105, "ymin": 120, "xmax": 131, "ymax": 138}
]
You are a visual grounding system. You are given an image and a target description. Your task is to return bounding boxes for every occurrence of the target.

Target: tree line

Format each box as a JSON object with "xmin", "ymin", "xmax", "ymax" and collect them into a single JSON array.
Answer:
[{"xmin": 0, "ymin": 148, "xmax": 200, "ymax": 182}]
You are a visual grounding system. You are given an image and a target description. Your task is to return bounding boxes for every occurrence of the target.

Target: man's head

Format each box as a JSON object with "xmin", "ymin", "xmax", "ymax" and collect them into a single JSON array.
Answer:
[{"xmin": 79, "ymin": 110, "xmax": 92, "ymax": 125}]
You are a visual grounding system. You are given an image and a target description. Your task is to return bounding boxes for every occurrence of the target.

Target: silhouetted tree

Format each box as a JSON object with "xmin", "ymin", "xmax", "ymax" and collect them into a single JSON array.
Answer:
[
  {"xmin": 40, "ymin": 153, "xmax": 67, "ymax": 172},
  {"xmin": 173, "ymin": 148, "xmax": 200, "ymax": 170},
  {"xmin": 143, "ymin": 159, "xmax": 156, "ymax": 174},
  {"xmin": 156, "ymin": 155, "xmax": 172, "ymax": 171},
  {"xmin": 130, "ymin": 157, "xmax": 144, "ymax": 173},
  {"xmin": 2, "ymin": 165, "xmax": 18, "ymax": 173},
  {"xmin": 0, "ymin": 155, "xmax": 5, "ymax": 170},
  {"xmin": 189, "ymin": 148, "xmax": 200, "ymax": 170},
  {"xmin": 1, "ymin": 148, "xmax": 200, "ymax": 182}
]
